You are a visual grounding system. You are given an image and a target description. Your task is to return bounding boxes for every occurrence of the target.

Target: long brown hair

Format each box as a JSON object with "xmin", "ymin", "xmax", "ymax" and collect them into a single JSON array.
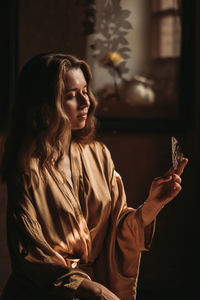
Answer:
[{"xmin": 1, "ymin": 53, "xmax": 97, "ymax": 180}]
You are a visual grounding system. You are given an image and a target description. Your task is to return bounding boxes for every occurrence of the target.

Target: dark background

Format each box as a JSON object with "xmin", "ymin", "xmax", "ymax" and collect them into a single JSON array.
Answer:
[{"xmin": 0, "ymin": 1, "xmax": 199, "ymax": 299}]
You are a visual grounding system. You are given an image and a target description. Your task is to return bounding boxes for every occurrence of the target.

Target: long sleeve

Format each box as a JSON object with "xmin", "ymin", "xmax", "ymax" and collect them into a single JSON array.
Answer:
[
  {"xmin": 6, "ymin": 172, "xmax": 90, "ymax": 299},
  {"xmin": 106, "ymin": 166, "xmax": 155, "ymax": 300}
]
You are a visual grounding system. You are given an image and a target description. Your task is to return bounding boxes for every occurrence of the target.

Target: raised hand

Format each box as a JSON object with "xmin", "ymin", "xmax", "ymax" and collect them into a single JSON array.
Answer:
[
  {"xmin": 141, "ymin": 158, "xmax": 188, "ymax": 226},
  {"xmin": 146, "ymin": 157, "xmax": 188, "ymax": 208}
]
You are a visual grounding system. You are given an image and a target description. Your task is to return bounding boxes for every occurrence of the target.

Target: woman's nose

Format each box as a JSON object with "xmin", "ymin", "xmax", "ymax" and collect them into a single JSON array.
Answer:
[{"xmin": 79, "ymin": 93, "xmax": 90, "ymax": 108}]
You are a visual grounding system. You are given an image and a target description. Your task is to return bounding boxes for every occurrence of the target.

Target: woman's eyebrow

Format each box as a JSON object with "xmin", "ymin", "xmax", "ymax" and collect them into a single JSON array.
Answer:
[
  {"xmin": 65, "ymin": 88, "xmax": 77, "ymax": 93},
  {"xmin": 65, "ymin": 84, "xmax": 87, "ymax": 93}
]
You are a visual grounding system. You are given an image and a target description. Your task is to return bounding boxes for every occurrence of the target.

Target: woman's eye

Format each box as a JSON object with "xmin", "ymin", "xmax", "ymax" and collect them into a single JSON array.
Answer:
[
  {"xmin": 65, "ymin": 94, "xmax": 74, "ymax": 100},
  {"xmin": 83, "ymin": 90, "xmax": 88, "ymax": 95}
]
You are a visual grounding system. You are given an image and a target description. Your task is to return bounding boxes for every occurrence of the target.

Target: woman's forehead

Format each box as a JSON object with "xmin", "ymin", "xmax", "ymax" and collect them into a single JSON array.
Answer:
[{"xmin": 64, "ymin": 68, "xmax": 87, "ymax": 90}]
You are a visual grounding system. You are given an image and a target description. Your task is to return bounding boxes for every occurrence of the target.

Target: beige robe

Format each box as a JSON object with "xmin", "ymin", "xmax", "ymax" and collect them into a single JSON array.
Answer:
[{"xmin": 5, "ymin": 141, "xmax": 155, "ymax": 300}]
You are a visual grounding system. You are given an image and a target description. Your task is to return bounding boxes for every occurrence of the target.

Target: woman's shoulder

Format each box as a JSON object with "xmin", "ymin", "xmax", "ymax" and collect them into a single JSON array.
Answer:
[
  {"xmin": 6, "ymin": 158, "xmax": 40, "ymax": 191},
  {"xmin": 89, "ymin": 140, "xmax": 109, "ymax": 151},
  {"xmin": 77, "ymin": 141, "xmax": 114, "ymax": 181},
  {"xmin": 80, "ymin": 140, "xmax": 112, "ymax": 160},
  {"xmin": 77, "ymin": 140, "xmax": 115, "ymax": 176},
  {"xmin": 16, "ymin": 158, "xmax": 41, "ymax": 188}
]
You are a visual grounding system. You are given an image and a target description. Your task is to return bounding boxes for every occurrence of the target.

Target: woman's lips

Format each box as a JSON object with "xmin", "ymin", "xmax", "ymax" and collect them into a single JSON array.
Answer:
[{"xmin": 77, "ymin": 113, "xmax": 88, "ymax": 120}]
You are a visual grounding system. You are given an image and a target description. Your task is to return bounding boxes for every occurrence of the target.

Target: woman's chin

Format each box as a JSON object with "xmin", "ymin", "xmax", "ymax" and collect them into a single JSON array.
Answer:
[{"xmin": 71, "ymin": 123, "xmax": 86, "ymax": 131}]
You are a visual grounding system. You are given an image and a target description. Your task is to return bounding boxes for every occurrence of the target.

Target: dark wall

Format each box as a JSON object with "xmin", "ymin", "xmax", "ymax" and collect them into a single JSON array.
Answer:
[
  {"xmin": 0, "ymin": 0, "xmax": 17, "ymax": 131},
  {"xmin": 0, "ymin": 0, "xmax": 17, "ymax": 290},
  {"xmin": 18, "ymin": 0, "xmax": 87, "ymax": 70},
  {"xmin": 0, "ymin": 0, "xmax": 199, "ymax": 299}
]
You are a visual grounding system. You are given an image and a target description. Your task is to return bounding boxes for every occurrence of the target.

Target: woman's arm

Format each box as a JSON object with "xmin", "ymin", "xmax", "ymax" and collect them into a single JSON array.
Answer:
[
  {"xmin": 6, "ymin": 172, "xmax": 90, "ymax": 298},
  {"xmin": 76, "ymin": 279, "xmax": 120, "ymax": 300},
  {"xmin": 141, "ymin": 157, "xmax": 188, "ymax": 226}
]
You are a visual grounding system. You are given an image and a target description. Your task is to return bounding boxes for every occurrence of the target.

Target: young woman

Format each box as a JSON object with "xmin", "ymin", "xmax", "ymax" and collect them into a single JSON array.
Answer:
[{"xmin": 0, "ymin": 53, "xmax": 188, "ymax": 300}]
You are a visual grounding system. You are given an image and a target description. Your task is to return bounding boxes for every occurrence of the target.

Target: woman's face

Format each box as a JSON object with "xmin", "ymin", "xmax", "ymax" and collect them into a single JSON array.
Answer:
[{"xmin": 63, "ymin": 68, "xmax": 90, "ymax": 130}]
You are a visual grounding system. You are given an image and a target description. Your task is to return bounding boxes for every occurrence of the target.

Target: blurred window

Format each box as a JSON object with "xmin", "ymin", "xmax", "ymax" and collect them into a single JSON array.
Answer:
[{"xmin": 151, "ymin": 0, "xmax": 181, "ymax": 58}]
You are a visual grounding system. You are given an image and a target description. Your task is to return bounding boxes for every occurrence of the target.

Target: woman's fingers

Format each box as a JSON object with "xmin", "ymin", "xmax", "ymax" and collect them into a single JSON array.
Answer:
[
  {"xmin": 154, "ymin": 175, "xmax": 172, "ymax": 184},
  {"xmin": 173, "ymin": 179, "xmax": 182, "ymax": 191},
  {"xmin": 154, "ymin": 173, "xmax": 181, "ymax": 188},
  {"xmin": 173, "ymin": 173, "xmax": 182, "ymax": 184},
  {"xmin": 175, "ymin": 157, "xmax": 188, "ymax": 176},
  {"xmin": 163, "ymin": 167, "xmax": 174, "ymax": 177},
  {"xmin": 159, "ymin": 157, "xmax": 188, "ymax": 180},
  {"xmin": 148, "ymin": 158, "xmax": 188, "ymax": 206}
]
